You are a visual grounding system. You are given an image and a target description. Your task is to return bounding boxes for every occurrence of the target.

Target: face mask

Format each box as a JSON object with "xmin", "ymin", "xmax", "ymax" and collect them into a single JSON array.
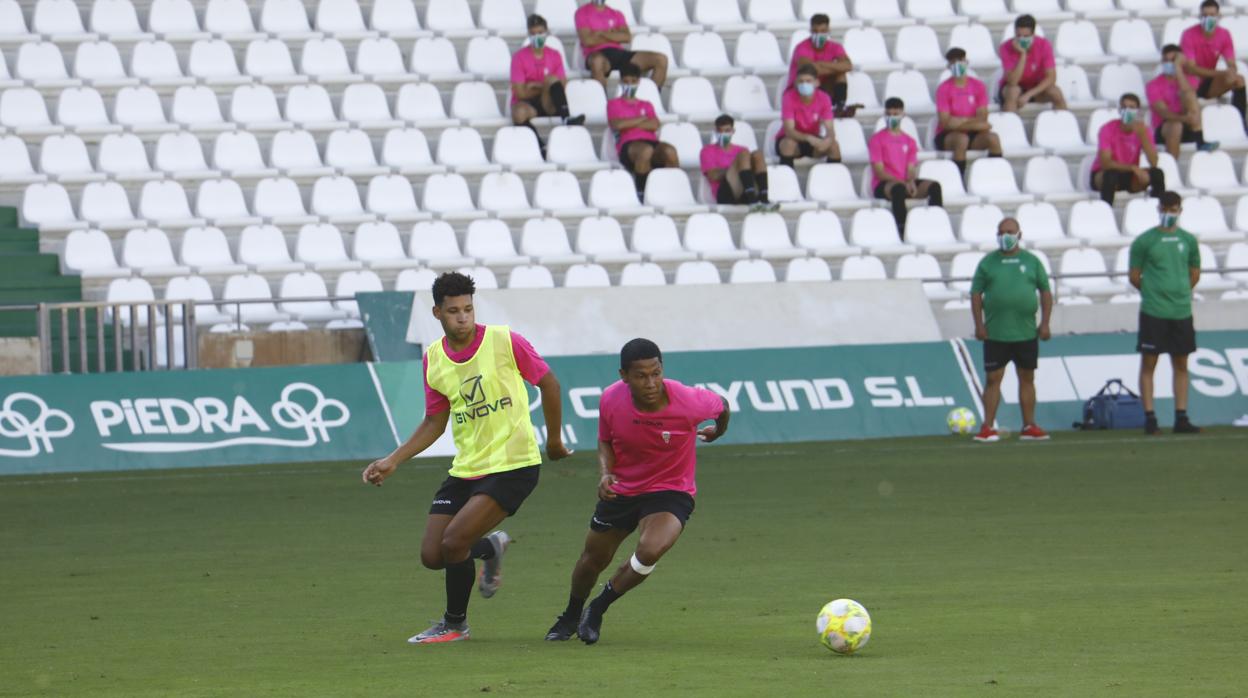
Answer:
[
  {"xmin": 713, "ymin": 131, "xmax": 733, "ymax": 147},
  {"xmin": 593, "ymin": 0, "xmax": 607, "ymax": 6},
  {"xmin": 885, "ymin": 115, "xmax": 902, "ymax": 130},
  {"xmin": 620, "ymin": 83, "xmax": 637, "ymax": 99},
  {"xmin": 1120, "ymin": 107, "xmax": 1139, "ymax": 125},
  {"xmin": 797, "ymin": 82, "xmax": 816, "ymax": 98},
  {"xmin": 1159, "ymin": 211, "xmax": 1179, "ymax": 228},
  {"xmin": 812, "ymin": 33, "xmax": 829, "ymax": 50},
  {"xmin": 1160, "ymin": 61, "xmax": 1176, "ymax": 76},
  {"xmin": 1202, "ymin": 15, "xmax": 1218, "ymax": 33},
  {"xmin": 531, "ymin": 33, "xmax": 547, "ymax": 50},
  {"xmin": 951, "ymin": 62, "xmax": 968, "ymax": 78},
  {"xmin": 998, "ymin": 233, "xmax": 1019, "ymax": 252},
  {"xmin": 1017, "ymin": 36, "xmax": 1033, "ymax": 51}
]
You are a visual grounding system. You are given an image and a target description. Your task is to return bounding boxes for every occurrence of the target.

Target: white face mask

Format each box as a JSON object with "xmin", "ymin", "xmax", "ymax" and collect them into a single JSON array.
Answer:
[
  {"xmin": 531, "ymin": 33, "xmax": 548, "ymax": 50},
  {"xmin": 998, "ymin": 233, "xmax": 1020, "ymax": 252},
  {"xmin": 712, "ymin": 131, "xmax": 733, "ymax": 147},
  {"xmin": 797, "ymin": 82, "xmax": 816, "ymax": 98},
  {"xmin": 1120, "ymin": 107, "xmax": 1139, "ymax": 125},
  {"xmin": 951, "ymin": 61, "xmax": 969, "ymax": 78}
]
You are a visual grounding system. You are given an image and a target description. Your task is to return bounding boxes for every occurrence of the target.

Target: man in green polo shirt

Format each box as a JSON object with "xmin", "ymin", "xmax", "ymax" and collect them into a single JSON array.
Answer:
[
  {"xmin": 970, "ymin": 217, "xmax": 1054, "ymax": 443},
  {"xmin": 1129, "ymin": 190, "xmax": 1202, "ymax": 435}
]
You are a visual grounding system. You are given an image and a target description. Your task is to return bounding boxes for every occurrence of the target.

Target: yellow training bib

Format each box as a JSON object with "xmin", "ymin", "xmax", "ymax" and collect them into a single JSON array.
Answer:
[{"xmin": 424, "ymin": 326, "xmax": 541, "ymax": 478}]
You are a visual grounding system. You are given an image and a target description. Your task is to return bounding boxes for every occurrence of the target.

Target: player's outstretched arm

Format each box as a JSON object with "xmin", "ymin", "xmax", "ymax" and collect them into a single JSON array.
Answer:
[
  {"xmin": 361, "ymin": 410, "xmax": 451, "ymax": 487},
  {"xmin": 697, "ymin": 398, "xmax": 731, "ymax": 443},
  {"xmin": 537, "ymin": 371, "xmax": 573, "ymax": 461}
]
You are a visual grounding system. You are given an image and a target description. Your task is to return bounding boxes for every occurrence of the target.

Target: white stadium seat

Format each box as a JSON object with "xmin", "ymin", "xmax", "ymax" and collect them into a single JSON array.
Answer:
[
  {"xmin": 64, "ymin": 229, "xmax": 127, "ymax": 278},
  {"xmin": 674, "ymin": 261, "xmax": 721, "ymax": 285}
]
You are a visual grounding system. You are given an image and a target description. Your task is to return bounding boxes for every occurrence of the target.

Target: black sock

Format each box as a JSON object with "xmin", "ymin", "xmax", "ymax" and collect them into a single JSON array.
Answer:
[
  {"xmin": 444, "ymin": 558, "xmax": 475, "ymax": 624},
  {"xmin": 1233, "ymin": 86, "xmax": 1247, "ymax": 122},
  {"xmin": 926, "ymin": 181, "xmax": 943, "ymax": 208},
  {"xmin": 831, "ymin": 81, "xmax": 848, "ymax": 106},
  {"xmin": 739, "ymin": 170, "xmax": 757, "ymax": 194},
  {"xmin": 954, "ymin": 159, "xmax": 967, "ymax": 177},
  {"xmin": 1176, "ymin": 409, "xmax": 1188, "ymax": 420},
  {"xmin": 470, "ymin": 538, "xmax": 494, "ymax": 560},
  {"xmin": 1147, "ymin": 167, "xmax": 1166, "ymax": 199},
  {"xmin": 779, "ymin": 155, "xmax": 794, "ymax": 168},
  {"xmin": 564, "ymin": 595, "xmax": 585, "ymax": 619},
  {"xmin": 522, "ymin": 121, "xmax": 546, "ymax": 153},
  {"xmin": 549, "ymin": 82, "xmax": 570, "ymax": 118},
  {"xmin": 633, "ymin": 171, "xmax": 648, "ymax": 198},
  {"xmin": 757, "ymin": 171, "xmax": 769, "ymax": 202},
  {"xmin": 826, "ymin": 156, "xmax": 841, "ymax": 164},
  {"xmin": 1193, "ymin": 129, "xmax": 1207, "ymax": 147},
  {"xmin": 1145, "ymin": 410, "xmax": 1156, "ymax": 420},
  {"xmin": 589, "ymin": 581, "xmax": 622, "ymax": 614}
]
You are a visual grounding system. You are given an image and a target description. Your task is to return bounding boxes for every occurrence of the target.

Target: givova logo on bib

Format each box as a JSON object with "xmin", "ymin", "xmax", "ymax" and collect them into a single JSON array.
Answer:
[
  {"xmin": 453, "ymin": 374, "xmax": 514, "ymax": 425},
  {"xmin": 88, "ymin": 382, "xmax": 349, "ymax": 453}
]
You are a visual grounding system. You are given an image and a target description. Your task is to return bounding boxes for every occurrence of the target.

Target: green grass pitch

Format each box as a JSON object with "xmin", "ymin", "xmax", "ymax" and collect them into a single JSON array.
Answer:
[{"xmin": 2, "ymin": 430, "xmax": 1246, "ymax": 697}]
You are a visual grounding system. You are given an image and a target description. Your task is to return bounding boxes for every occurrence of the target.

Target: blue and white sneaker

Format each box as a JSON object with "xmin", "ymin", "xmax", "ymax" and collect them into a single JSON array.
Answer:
[
  {"xmin": 408, "ymin": 619, "xmax": 470, "ymax": 644},
  {"xmin": 477, "ymin": 530, "xmax": 511, "ymax": 599}
]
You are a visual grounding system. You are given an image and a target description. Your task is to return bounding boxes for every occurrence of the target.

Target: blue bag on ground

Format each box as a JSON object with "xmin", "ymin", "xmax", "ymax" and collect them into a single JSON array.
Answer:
[{"xmin": 1075, "ymin": 379, "xmax": 1147, "ymax": 430}]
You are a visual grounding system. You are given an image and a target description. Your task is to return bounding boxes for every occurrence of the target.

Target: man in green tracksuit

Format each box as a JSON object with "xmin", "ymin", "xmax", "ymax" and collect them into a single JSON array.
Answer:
[{"xmin": 1129, "ymin": 190, "xmax": 1202, "ymax": 435}]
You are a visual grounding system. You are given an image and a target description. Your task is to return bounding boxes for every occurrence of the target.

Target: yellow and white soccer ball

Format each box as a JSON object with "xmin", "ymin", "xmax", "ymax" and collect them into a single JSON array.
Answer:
[
  {"xmin": 816, "ymin": 598, "xmax": 872, "ymax": 654},
  {"xmin": 946, "ymin": 407, "xmax": 978, "ymax": 435}
]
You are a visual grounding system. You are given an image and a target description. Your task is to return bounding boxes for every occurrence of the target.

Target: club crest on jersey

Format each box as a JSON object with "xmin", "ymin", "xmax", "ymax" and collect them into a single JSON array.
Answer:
[{"xmin": 661, "ymin": 431, "xmax": 671, "ymax": 444}]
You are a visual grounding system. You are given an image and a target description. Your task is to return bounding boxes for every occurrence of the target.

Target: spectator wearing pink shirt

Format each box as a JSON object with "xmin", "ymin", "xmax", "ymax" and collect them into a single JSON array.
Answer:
[
  {"xmin": 542, "ymin": 338, "xmax": 731, "ymax": 644},
  {"xmin": 1147, "ymin": 44, "xmax": 1219, "ymax": 159},
  {"xmin": 575, "ymin": 0, "xmax": 668, "ymax": 91},
  {"xmin": 608, "ymin": 63, "xmax": 678, "ymax": 199},
  {"xmin": 511, "ymin": 15, "xmax": 585, "ymax": 134},
  {"xmin": 777, "ymin": 64, "xmax": 841, "ymax": 168},
  {"xmin": 788, "ymin": 13, "xmax": 853, "ymax": 106},
  {"xmin": 998, "ymin": 15, "xmax": 1066, "ymax": 113},
  {"xmin": 1181, "ymin": 1, "xmax": 1247, "ymax": 127},
  {"xmin": 1091, "ymin": 93, "xmax": 1165, "ymax": 206},
  {"xmin": 869, "ymin": 98, "xmax": 942, "ymax": 236},
  {"xmin": 936, "ymin": 48, "xmax": 1002, "ymax": 178},
  {"xmin": 700, "ymin": 114, "xmax": 770, "ymax": 206}
]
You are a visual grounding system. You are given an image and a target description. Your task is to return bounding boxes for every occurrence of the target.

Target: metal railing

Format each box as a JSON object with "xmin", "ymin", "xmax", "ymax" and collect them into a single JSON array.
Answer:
[{"xmin": 35, "ymin": 299, "xmax": 199, "ymax": 374}]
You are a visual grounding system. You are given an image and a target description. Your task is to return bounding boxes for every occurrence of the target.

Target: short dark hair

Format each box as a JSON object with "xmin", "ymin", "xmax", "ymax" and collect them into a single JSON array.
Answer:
[
  {"xmin": 1120, "ymin": 92, "xmax": 1141, "ymax": 107},
  {"xmin": 432, "ymin": 271, "xmax": 475, "ymax": 306},
  {"xmin": 1161, "ymin": 43, "xmax": 1181, "ymax": 56},
  {"xmin": 1014, "ymin": 14, "xmax": 1036, "ymax": 31},
  {"xmin": 1158, "ymin": 191, "xmax": 1183, "ymax": 208},
  {"xmin": 714, "ymin": 114, "xmax": 734, "ymax": 129},
  {"xmin": 810, "ymin": 13, "xmax": 830, "ymax": 28},
  {"xmin": 884, "ymin": 96, "xmax": 905, "ymax": 110},
  {"xmin": 796, "ymin": 63, "xmax": 818, "ymax": 79},
  {"xmin": 527, "ymin": 14, "xmax": 547, "ymax": 30},
  {"xmin": 1201, "ymin": 0, "xmax": 1220, "ymax": 10},
  {"xmin": 620, "ymin": 338, "xmax": 662, "ymax": 371},
  {"xmin": 619, "ymin": 62, "xmax": 642, "ymax": 79},
  {"xmin": 945, "ymin": 47, "xmax": 966, "ymax": 62}
]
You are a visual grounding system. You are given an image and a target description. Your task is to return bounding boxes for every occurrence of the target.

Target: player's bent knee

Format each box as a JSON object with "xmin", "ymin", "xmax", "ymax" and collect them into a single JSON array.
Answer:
[{"xmin": 420, "ymin": 548, "xmax": 444, "ymax": 570}]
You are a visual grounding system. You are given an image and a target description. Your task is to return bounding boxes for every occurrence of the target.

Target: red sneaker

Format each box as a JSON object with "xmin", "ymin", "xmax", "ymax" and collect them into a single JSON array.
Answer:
[
  {"xmin": 972, "ymin": 426, "xmax": 1000, "ymax": 443},
  {"xmin": 1019, "ymin": 424, "xmax": 1051, "ymax": 441}
]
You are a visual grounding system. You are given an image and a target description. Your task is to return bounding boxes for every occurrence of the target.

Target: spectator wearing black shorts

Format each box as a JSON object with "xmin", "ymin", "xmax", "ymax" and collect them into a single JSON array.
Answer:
[
  {"xmin": 868, "ymin": 97, "xmax": 941, "ymax": 236},
  {"xmin": 1147, "ymin": 44, "xmax": 1218, "ymax": 160},
  {"xmin": 575, "ymin": 0, "xmax": 668, "ymax": 91},
  {"xmin": 700, "ymin": 114, "xmax": 770, "ymax": 206},
  {"xmin": 608, "ymin": 63, "xmax": 678, "ymax": 200},
  {"xmin": 1180, "ymin": 1, "xmax": 1247, "ymax": 129},
  {"xmin": 1090, "ymin": 93, "xmax": 1166, "ymax": 206},
  {"xmin": 1129, "ymin": 191, "xmax": 1203, "ymax": 435},
  {"xmin": 510, "ymin": 14, "xmax": 585, "ymax": 137},
  {"xmin": 935, "ymin": 48, "xmax": 1002, "ymax": 178},
  {"xmin": 970, "ymin": 217, "xmax": 1054, "ymax": 443}
]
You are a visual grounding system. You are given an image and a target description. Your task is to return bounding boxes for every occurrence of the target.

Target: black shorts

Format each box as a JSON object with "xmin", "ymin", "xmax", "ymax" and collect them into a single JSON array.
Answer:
[
  {"xmin": 1137, "ymin": 312, "xmax": 1196, "ymax": 355},
  {"xmin": 934, "ymin": 131, "xmax": 951, "ymax": 150},
  {"xmin": 517, "ymin": 95, "xmax": 552, "ymax": 117},
  {"xmin": 1197, "ymin": 78, "xmax": 1215, "ymax": 99},
  {"xmin": 1154, "ymin": 123, "xmax": 1201, "ymax": 144},
  {"xmin": 429, "ymin": 465, "xmax": 540, "ymax": 517},
  {"xmin": 589, "ymin": 490, "xmax": 695, "ymax": 534},
  {"xmin": 983, "ymin": 338, "xmax": 1040, "ymax": 372},
  {"xmin": 618, "ymin": 139, "xmax": 657, "ymax": 171},
  {"xmin": 593, "ymin": 47, "xmax": 636, "ymax": 73}
]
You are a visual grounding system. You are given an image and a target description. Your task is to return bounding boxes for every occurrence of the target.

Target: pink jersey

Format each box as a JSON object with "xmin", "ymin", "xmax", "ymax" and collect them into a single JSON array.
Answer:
[
  {"xmin": 1091, "ymin": 120, "xmax": 1154, "ymax": 173},
  {"xmin": 598, "ymin": 379, "xmax": 725, "ymax": 497},
  {"xmin": 509, "ymin": 47, "xmax": 567, "ymax": 104},
  {"xmin": 934, "ymin": 77, "xmax": 988, "ymax": 134},
  {"xmin": 423, "ymin": 324, "xmax": 550, "ymax": 416},
  {"xmin": 787, "ymin": 37, "xmax": 849, "ymax": 88},
  {"xmin": 778, "ymin": 87, "xmax": 834, "ymax": 140},
  {"xmin": 999, "ymin": 36, "xmax": 1056, "ymax": 90},
  {"xmin": 867, "ymin": 129, "xmax": 919, "ymax": 190},
  {"xmin": 699, "ymin": 142, "xmax": 747, "ymax": 198},
  {"xmin": 575, "ymin": 4, "xmax": 627, "ymax": 57},
  {"xmin": 1145, "ymin": 74, "xmax": 1185, "ymax": 129},
  {"xmin": 1181, "ymin": 24, "xmax": 1234, "ymax": 74},
  {"xmin": 607, "ymin": 97, "xmax": 658, "ymax": 152}
]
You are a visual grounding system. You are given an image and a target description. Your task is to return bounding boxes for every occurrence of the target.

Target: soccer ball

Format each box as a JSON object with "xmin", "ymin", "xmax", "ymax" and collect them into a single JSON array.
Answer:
[
  {"xmin": 816, "ymin": 599, "xmax": 872, "ymax": 654},
  {"xmin": 946, "ymin": 407, "xmax": 978, "ymax": 435}
]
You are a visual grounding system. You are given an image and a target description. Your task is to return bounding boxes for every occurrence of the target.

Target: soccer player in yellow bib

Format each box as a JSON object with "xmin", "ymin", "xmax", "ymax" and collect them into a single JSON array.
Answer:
[{"xmin": 362, "ymin": 272, "xmax": 572, "ymax": 643}]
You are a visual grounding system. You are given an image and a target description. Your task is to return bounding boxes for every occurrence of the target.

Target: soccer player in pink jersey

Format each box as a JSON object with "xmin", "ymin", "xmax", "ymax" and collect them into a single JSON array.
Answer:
[
  {"xmin": 575, "ymin": 0, "xmax": 668, "ymax": 91},
  {"xmin": 1181, "ymin": 1, "xmax": 1247, "ymax": 127},
  {"xmin": 700, "ymin": 114, "xmax": 770, "ymax": 207},
  {"xmin": 511, "ymin": 15, "xmax": 585, "ymax": 134},
  {"xmin": 869, "ymin": 98, "xmax": 942, "ymax": 236},
  {"xmin": 1091, "ymin": 93, "xmax": 1165, "ymax": 206},
  {"xmin": 935, "ymin": 48, "xmax": 1002, "ymax": 178},
  {"xmin": 608, "ymin": 63, "xmax": 678, "ymax": 200},
  {"xmin": 998, "ymin": 14, "xmax": 1066, "ymax": 114},
  {"xmin": 776, "ymin": 64, "xmax": 840, "ymax": 168},
  {"xmin": 543, "ymin": 339, "xmax": 730, "ymax": 645},
  {"xmin": 1147, "ymin": 44, "xmax": 1219, "ymax": 159},
  {"xmin": 787, "ymin": 13, "xmax": 853, "ymax": 107}
]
